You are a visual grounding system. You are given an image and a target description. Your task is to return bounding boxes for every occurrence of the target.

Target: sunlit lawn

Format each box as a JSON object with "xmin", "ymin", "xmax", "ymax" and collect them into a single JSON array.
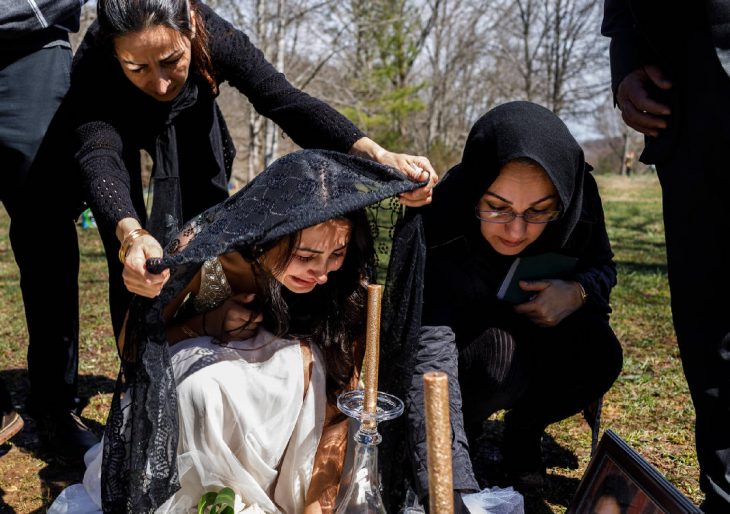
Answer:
[
  {"xmin": 0, "ymin": 173, "xmax": 701, "ymax": 512},
  {"xmin": 531, "ymin": 174, "xmax": 699, "ymax": 512}
]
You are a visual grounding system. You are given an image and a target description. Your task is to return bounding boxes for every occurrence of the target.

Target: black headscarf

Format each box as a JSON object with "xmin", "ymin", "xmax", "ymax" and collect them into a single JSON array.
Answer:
[
  {"xmin": 423, "ymin": 100, "xmax": 587, "ymax": 251},
  {"xmin": 101, "ymin": 149, "xmax": 422, "ymax": 513},
  {"xmin": 379, "ymin": 101, "xmax": 591, "ymax": 509}
]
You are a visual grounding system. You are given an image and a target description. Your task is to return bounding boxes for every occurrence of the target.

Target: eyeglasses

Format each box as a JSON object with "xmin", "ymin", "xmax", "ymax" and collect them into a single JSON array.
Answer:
[{"xmin": 474, "ymin": 206, "xmax": 561, "ymax": 224}]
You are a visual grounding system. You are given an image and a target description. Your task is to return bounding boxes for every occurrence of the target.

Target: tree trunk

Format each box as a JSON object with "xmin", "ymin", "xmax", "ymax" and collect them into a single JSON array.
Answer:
[{"xmin": 620, "ymin": 128, "xmax": 630, "ymax": 176}]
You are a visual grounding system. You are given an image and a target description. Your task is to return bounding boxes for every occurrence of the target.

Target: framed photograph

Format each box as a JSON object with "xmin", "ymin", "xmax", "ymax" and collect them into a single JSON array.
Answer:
[{"xmin": 567, "ymin": 429, "xmax": 701, "ymax": 514}]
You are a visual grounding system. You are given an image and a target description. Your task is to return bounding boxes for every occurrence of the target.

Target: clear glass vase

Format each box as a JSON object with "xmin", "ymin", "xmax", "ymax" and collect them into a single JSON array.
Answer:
[{"xmin": 334, "ymin": 390, "xmax": 404, "ymax": 514}]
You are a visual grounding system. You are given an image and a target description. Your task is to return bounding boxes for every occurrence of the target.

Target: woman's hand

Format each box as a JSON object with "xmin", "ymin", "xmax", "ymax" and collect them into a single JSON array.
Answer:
[
  {"xmin": 376, "ymin": 151, "xmax": 438, "ymax": 207},
  {"xmin": 513, "ymin": 279, "xmax": 585, "ymax": 327},
  {"xmin": 205, "ymin": 293, "xmax": 263, "ymax": 342},
  {"xmin": 117, "ymin": 218, "xmax": 169, "ymax": 297},
  {"xmin": 349, "ymin": 137, "xmax": 438, "ymax": 207}
]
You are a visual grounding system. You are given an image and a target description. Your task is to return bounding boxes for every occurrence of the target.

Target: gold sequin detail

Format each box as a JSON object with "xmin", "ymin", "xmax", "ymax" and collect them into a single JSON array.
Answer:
[{"xmin": 193, "ymin": 257, "xmax": 233, "ymax": 313}]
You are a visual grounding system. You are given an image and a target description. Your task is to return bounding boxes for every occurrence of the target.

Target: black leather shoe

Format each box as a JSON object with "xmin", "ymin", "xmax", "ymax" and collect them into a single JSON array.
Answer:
[
  {"xmin": 27, "ymin": 399, "xmax": 99, "ymax": 463},
  {"xmin": 502, "ymin": 418, "xmax": 546, "ymax": 492},
  {"xmin": 49, "ymin": 410, "xmax": 99, "ymax": 459},
  {"xmin": 0, "ymin": 409, "xmax": 24, "ymax": 446}
]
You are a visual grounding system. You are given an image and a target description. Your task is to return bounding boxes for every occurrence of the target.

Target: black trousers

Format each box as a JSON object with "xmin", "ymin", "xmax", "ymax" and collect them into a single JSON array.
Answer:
[
  {"xmin": 457, "ymin": 309, "xmax": 623, "ymax": 437},
  {"xmin": 653, "ymin": 32, "xmax": 730, "ymax": 512},
  {"xmin": 0, "ymin": 45, "xmax": 79, "ymax": 408},
  {"xmin": 0, "ymin": 379, "xmax": 12, "ymax": 413},
  {"xmin": 408, "ymin": 311, "xmax": 621, "ymax": 497}
]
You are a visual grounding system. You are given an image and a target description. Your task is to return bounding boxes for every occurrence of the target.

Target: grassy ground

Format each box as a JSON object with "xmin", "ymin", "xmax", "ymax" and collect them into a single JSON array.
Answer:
[
  {"xmin": 0, "ymin": 173, "xmax": 702, "ymax": 512},
  {"xmin": 514, "ymin": 174, "xmax": 700, "ymax": 512}
]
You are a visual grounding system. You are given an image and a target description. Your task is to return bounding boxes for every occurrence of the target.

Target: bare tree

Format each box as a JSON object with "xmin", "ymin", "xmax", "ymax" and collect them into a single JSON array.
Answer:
[
  {"xmin": 376, "ymin": 0, "xmax": 610, "ymax": 170},
  {"xmin": 69, "ymin": 2, "xmax": 97, "ymax": 52},
  {"xmin": 398, "ymin": 0, "xmax": 499, "ymax": 169},
  {"xmin": 590, "ymin": 93, "xmax": 646, "ymax": 174},
  {"xmin": 480, "ymin": 0, "xmax": 605, "ymax": 118},
  {"xmin": 208, "ymin": 0, "xmax": 341, "ymax": 183}
]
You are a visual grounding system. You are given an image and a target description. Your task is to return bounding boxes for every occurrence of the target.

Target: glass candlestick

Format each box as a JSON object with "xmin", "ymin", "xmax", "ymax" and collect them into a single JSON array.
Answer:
[{"xmin": 334, "ymin": 389, "xmax": 404, "ymax": 514}]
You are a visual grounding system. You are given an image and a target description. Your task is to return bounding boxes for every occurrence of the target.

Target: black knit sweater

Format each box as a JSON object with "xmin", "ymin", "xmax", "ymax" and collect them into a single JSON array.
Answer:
[{"xmin": 69, "ymin": 2, "xmax": 364, "ymax": 236}]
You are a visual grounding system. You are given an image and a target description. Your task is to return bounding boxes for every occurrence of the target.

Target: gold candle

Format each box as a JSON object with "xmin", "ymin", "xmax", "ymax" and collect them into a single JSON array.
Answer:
[
  {"xmin": 424, "ymin": 371, "xmax": 454, "ymax": 514},
  {"xmin": 363, "ymin": 283, "xmax": 382, "ymax": 424}
]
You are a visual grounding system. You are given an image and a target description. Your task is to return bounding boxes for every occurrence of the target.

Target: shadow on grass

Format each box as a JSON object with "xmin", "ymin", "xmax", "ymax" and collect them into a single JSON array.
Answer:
[
  {"xmin": 470, "ymin": 419, "xmax": 582, "ymax": 512},
  {"xmin": 0, "ymin": 368, "xmax": 114, "ymax": 512},
  {"xmin": 607, "ymin": 215, "xmax": 660, "ymax": 236},
  {"xmin": 616, "ymin": 261, "xmax": 668, "ymax": 275}
]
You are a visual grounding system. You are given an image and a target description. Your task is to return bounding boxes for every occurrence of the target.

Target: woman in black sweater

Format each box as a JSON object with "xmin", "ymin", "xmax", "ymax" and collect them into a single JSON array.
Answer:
[
  {"xmin": 381, "ymin": 102, "xmax": 623, "ymax": 507},
  {"xmin": 63, "ymin": 0, "xmax": 435, "ymax": 336}
]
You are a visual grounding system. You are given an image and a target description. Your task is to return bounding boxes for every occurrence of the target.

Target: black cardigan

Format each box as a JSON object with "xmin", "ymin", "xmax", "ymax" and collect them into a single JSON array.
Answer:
[{"xmin": 68, "ymin": 3, "xmax": 364, "ymax": 236}]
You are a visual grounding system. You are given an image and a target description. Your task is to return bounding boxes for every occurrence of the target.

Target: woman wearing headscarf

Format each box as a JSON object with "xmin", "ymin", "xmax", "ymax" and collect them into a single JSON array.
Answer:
[
  {"xmin": 43, "ymin": 0, "xmax": 437, "ymax": 340},
  {"xmin": 48, "ymin": 149, "xmax": 423, "ymax": 513},
  {"xmin": 380, "ymin": 101, "xmax": 623, "ymax": 508}
]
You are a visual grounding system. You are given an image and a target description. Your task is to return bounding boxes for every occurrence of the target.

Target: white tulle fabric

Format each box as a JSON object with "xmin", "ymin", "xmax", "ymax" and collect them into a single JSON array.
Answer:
[{"xmin": 48, "ymin": 330, "xmax": 327, "ymax": 514}]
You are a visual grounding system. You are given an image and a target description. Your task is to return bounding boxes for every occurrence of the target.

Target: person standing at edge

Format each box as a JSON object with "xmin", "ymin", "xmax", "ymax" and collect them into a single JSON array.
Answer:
[
  {"xmin": 60, "ymin": 0, "xmax": 437, "ymax": 343},
  {"xmin": 602, "ymin": 1, "xmax": 730, "ymax": 511},
  {"xmin": 0, "ymin": 0, "xmax": 98, "ymax": 458}
]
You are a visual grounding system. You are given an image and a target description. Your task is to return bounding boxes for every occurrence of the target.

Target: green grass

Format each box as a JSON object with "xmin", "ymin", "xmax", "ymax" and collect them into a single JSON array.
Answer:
[
  {"xmin": 531, "ymin": 174, "xmax": 700, "ymax": 512},
  {"xmin": 596, "ymin": 175, "xmax": 699, "ymax": 501},
  {"xmin": 0, "ymin": 173, "xmax": 703, "ymax": 512},
  {"xmin": 0, "ymin": 211, "xmax": 118, "ymax": 512}
]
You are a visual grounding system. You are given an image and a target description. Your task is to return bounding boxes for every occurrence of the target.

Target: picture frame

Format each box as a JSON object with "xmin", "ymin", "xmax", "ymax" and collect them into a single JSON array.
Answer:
[{"xmin": 567, "ymin": 429, "xmax": 701, "ymax": 514}]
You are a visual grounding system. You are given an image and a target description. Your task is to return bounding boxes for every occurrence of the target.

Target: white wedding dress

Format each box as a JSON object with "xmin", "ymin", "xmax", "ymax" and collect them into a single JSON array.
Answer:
[{"xmin": 49, "ymin": 329, "xmax": 327, "ymax": 513}]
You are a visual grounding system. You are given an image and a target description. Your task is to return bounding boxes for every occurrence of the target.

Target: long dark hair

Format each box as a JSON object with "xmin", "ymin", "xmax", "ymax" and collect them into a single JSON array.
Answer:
[
  {"xmin": 97, "ymin": 0, "xmax": 217, "ymax": 94},
  {"xmin": 239, "ymin": 209, "xmax": 375, "ymax": 404}
]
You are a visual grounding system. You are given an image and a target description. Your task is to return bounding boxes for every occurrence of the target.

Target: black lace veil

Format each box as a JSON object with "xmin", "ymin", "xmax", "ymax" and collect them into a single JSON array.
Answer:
[{"xmin": 101, "ymin": 149, "xmax": 421, "ymax": 513}]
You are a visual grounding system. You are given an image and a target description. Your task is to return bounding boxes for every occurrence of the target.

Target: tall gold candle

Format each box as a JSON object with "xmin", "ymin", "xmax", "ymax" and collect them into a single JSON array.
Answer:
[
  {"xmin": 363, "ymin": 284, "xmax": 382, "ymax": 425},
  {"xmin": 424, "ymin": 371, "xmax": 454, "ymax": 514}
]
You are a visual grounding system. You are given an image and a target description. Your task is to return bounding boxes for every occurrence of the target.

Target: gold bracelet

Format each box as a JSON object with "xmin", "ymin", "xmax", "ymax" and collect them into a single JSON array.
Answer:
[
  {"xmin": 180, "ymin": 325, "xmax": 199, "ymax": 339},
  {"xmin": 118, "ymin": 228, "xmax": 150, "ymax": 264},
  {"xmin": 577, "ymin": 282, "xmax": 588, "ymax": 305}
]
